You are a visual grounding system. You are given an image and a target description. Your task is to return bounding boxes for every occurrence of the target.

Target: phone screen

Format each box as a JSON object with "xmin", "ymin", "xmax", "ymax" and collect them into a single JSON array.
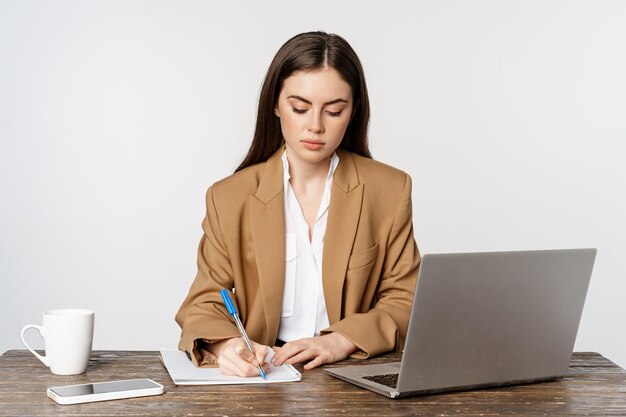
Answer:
[{"xmin": 50, "ymin": 379, "xmax": 161, "ymax": 397}]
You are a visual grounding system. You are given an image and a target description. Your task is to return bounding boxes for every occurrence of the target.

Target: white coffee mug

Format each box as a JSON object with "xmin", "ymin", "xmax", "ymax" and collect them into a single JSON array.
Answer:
[{"xmin": 20, "ymin": 309, "xmax": 94, "ymax": 375}]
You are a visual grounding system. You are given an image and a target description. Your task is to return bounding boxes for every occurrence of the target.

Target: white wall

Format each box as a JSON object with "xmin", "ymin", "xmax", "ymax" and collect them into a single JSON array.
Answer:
[{"xmin": 1, "ymin": 1, "xmax": 625, "ymax": 367}]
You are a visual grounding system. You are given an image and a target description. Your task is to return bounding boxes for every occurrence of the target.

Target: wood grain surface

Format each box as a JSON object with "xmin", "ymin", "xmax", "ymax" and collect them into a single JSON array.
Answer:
[{"xmin": 0, "ymin": 350, "xmax": 624, "ymax": 416}]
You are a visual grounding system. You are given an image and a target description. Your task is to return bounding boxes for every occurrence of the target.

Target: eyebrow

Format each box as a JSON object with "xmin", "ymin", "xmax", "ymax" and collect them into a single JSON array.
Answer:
[{"xmin": 287, "ymin": 95, "xmax": 349, "ymax": 105}]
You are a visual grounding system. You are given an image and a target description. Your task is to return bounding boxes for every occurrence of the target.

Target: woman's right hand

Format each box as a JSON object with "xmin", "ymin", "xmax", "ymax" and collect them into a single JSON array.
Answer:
[{"xmin": 209, "ymin": 337, "xmax": 270, "ymax": 377}]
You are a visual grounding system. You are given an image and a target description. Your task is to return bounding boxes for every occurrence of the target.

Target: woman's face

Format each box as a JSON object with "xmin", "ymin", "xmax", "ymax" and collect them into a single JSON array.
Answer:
[{"xmin": 274, "ymin": 68, "xmax": 353, "ymax": 167}]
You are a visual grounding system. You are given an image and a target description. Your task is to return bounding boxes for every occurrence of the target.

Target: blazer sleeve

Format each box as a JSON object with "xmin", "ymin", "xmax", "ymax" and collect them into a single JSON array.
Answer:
[
  {"xmin": 175, "ymin": 186, "xmax": 241, "ymax": 366},
  {"xmin": 323, "ymin": 174, "xmax": 420, "ymax": 358}
]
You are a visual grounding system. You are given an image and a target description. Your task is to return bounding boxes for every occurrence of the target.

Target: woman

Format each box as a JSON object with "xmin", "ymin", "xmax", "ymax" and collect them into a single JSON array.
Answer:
[{"xmin": 176, "ymin": 31, "xmax": 420, "ymax": 377}]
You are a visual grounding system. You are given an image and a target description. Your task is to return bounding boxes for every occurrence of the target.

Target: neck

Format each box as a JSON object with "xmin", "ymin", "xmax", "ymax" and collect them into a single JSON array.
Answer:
[{"xmin": 285, "ymin": 151, "xmax": 332, "ymax": 191}]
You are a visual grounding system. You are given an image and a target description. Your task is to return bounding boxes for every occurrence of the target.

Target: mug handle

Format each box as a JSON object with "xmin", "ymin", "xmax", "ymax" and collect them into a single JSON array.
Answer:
[{"xmin": 20, "ymin": 324, "xmax": 50, "ymax": 367}]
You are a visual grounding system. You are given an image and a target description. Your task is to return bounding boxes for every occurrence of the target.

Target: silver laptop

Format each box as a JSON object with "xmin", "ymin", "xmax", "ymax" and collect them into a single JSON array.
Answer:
[{"xmin": 324, "ymin": 248, "xmax": 596, "ymax": 398}]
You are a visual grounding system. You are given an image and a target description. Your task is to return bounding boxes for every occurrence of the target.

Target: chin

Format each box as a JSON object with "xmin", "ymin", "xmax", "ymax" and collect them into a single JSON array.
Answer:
[
  {"xmin": 302, "ymin": 150, "xmax": 335, "ymax": 163},
  {"xmin": 287, "ymin": 144, "xmax": 332, "ymax": 163}
]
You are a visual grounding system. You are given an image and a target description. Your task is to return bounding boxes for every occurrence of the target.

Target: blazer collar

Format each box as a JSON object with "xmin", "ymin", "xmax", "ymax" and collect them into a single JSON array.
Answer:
[
  {"xmin": 254, "ymin": 146, "xmax": 285, "ymax": 204},
  {"xmin": 250, "ymin": 145, "xmax": 364, "ymax": 338},
  {"xmin": 333, "ymin": 147, "xmax": 361, "ymax": 193},
  {"xmin": 322, "ymin": 148, "xmax": 364, "ymax": 324},
  {"xmin": 254, "ymin": 145, "xmax": 360, "ymax": 201}
]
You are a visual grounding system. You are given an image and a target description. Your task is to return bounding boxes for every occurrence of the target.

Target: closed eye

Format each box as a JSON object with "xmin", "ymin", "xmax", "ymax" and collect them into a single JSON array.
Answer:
[{"xmin": 291, "ymin": 107, "xmax": 343, "ymax": 117}]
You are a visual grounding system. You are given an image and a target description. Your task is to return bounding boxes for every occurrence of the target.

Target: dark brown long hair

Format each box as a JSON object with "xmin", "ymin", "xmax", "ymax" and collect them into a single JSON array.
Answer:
[{"xmin": 235, "ymin": 31, "xmax": 372, "ymax": 173}]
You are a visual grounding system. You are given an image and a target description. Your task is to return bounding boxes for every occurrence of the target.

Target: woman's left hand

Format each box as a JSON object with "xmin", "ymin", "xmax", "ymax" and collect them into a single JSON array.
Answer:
[{"xmin": 270, "ymin": 332, "xmax": 357, "ymax": 370}]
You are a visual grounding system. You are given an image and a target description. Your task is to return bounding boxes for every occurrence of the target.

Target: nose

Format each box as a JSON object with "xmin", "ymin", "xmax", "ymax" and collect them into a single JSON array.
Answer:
[{"xmin": 307, "ymin": 111, "xmax": 324, "ymax": 134}]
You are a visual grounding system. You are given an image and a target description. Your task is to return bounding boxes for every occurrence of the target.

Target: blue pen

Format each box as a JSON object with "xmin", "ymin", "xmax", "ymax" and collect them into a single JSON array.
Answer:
[{"xmin": 220, "ymin": 288, "xmax": 267, "ymax": 380}]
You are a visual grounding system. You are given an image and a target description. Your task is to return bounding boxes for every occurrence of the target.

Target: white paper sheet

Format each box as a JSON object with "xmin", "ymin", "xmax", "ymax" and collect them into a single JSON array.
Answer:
[{"xmin": 160, "ymin": 349, "xmax": 302, "ymax": 385}]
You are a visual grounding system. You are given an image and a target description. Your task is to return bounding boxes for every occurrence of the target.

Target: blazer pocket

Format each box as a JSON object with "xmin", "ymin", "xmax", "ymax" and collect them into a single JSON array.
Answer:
[
  {"xmin": 348, "ymin": 243, "xmax": 379, "ymax": 270},
  {"xmin": 281, "ymin": 233, "xmax": 297, "ymax": 318}
]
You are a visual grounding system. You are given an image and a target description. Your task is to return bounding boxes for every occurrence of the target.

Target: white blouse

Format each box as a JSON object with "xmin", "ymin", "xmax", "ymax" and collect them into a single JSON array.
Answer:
[{"xmin": 277, "ymin": 150, "xmax": 339, "ymax": 341}]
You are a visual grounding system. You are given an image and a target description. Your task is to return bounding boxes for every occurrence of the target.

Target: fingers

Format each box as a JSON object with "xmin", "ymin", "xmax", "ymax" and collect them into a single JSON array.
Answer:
[
  {"xmin": 270, "ymin": 340, "xmax": 303, "ymax": 366},
  {"xmin": 271, "ymin": 333, "xmax": 357, "ymax": 369},
  {"xmin": 217, "ymin": 338, "xmax": 269, "ymax": 377},
  {"xmin": 303, "ymin": 355, "xmax": 325, "ymax": 371},
  {"xmin": 271, "ymin": 338, "xmax": 326, "ymax": 367},
  {"xmin": 233, "ymin": 339, "xmax": 256, "ymax": 362},
  {"xmin": 233, "ymin": 339, "xmax": 268, "ymax": 366},
  {"xmin": 286, "ymin": 349, "xmax": 326, "ymax": 367},
  {"xmin": 218, "ymin": 354, "xmax": 259, "ymax": 377},
  {"xmin": 252, "ymin": 341, "xmax": 270, "ymax": 366},
  {"xmin": 219, "ymin": 358, "xmax": 268, "ymax": 377},
  {"xmin": 218, "ymin": 333, "xmax": 354, "ymax": 376}
]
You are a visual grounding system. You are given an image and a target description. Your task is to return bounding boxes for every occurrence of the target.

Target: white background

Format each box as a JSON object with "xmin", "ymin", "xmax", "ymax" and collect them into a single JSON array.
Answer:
[{"xmin": 1, "ymin": 1, "xmax": 625, "ymax": 367}]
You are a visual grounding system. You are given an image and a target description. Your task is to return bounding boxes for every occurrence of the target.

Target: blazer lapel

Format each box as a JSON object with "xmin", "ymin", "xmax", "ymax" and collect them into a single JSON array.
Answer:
[
  {"xmin": 249, "ymin": 147, "xmax": 286, "ymax": 342},
  {"xmin": 322, "ymin": 149, "xmax": 363, "ymax": 325}
]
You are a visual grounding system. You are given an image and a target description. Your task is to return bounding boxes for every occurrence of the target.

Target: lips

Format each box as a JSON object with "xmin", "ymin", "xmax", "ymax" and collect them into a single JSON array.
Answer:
[{"xmin": 301, "ymin": 139, "xmax": 325, "ymax": 150}]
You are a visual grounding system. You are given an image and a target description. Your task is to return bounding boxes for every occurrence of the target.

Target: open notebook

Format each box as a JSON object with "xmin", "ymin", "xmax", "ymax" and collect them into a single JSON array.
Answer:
[{"xmin": 160, "ymin": 349, "xmax": 302, "ymax": 385}]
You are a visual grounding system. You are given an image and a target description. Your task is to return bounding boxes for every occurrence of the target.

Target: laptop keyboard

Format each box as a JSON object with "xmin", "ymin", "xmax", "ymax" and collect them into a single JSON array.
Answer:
[{"xmin": 363, "ymin": 373, "xmax": 399, "ymax": 388}]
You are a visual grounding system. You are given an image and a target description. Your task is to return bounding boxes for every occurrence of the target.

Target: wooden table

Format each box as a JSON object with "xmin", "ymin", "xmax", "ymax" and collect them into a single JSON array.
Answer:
[{"xmin": 1, "ymin": 350, "xmax": 625, "ymax": 416}]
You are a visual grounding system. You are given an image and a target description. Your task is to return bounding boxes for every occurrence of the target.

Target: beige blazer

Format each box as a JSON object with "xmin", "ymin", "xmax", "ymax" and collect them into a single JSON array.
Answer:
[{"xmin": 176, "ymin": 146, "xmax": 420, "ymax": 365}]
